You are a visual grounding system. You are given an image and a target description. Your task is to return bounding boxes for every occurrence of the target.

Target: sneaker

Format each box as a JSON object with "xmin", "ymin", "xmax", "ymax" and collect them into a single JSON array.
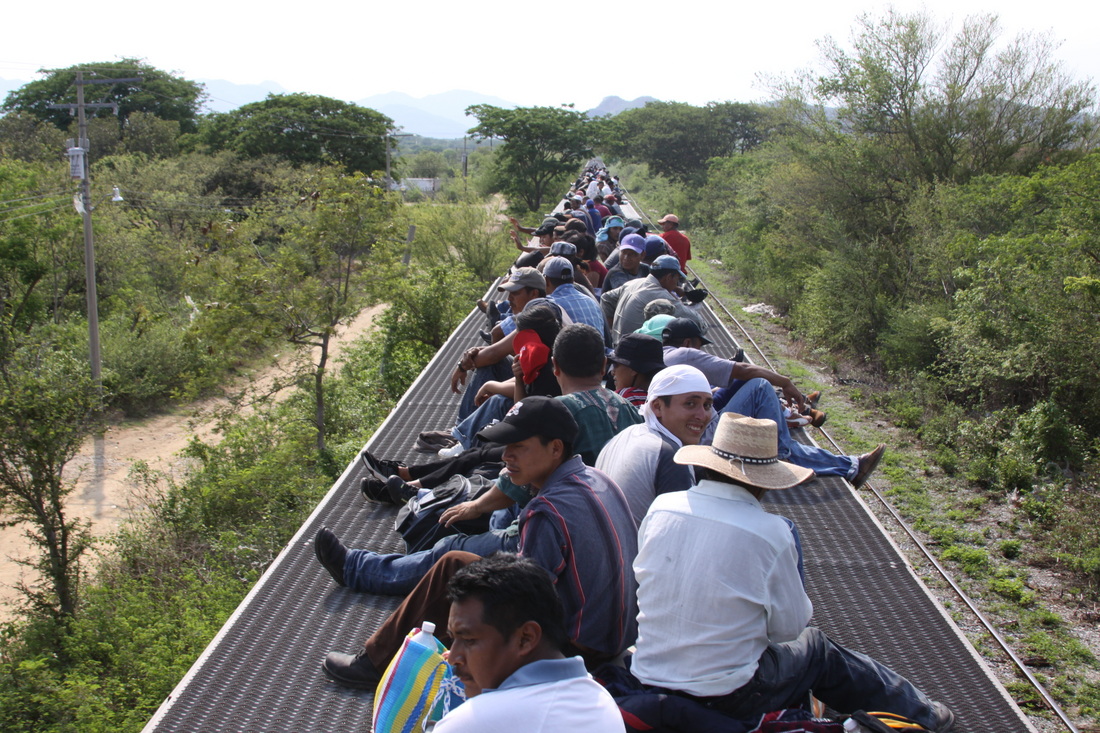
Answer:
[
  {"xmin": 385, "ymin": 475, "xmax": 417, "ymax": 505},
  {"xmin": 479, "ymin": 329, "xmax": 492, "ymax": 344},
  {"xmin": 313, "ymin": 527, "xmax": 347, "ymax": 587},
  {"xmin": 359, "ymin": 450, "xmax": 405, "ymax": 481},
  {"xmin": 852, "ymin": 444, "xmax": 886, "ymax": 488},
  {"xmin": 416, "ymin": 430, "xmax": 457, "ymax": 453},
  {"xmin": 929, "ymin": 701, "xmax": 955, "ymax": 733},
  {"xmin": 322, "ymin": 650, "xmax": 382, "ymax": 690},
  {"xmin": 733, "ymin": 347, "xmax": 746, "ymax": 363},
  {"xmin": 360, "ymin": 476, "xmax": 394, "ymax": 504},
  {"xmin": 438, "ymin": 443, "xmax": 465, "ymax": 459}
]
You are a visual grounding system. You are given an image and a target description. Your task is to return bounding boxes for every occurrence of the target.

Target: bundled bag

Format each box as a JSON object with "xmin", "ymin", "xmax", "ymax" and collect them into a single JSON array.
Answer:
[
  {"xmin": 373, "ymin": 627, "xmax": 466, "ymax": 733},
  {"xmin": 848, "ymin": 711, "xmax": 930, "ymax": 732},
  {"xmin": 394, "ymin": 474, "xmax": 494, "ymax": 553}
]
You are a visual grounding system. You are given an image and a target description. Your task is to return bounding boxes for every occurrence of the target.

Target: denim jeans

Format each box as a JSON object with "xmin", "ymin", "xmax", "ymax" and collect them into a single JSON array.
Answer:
[
  {"xmin": 698, "ymin": 627, "xmax": 939, "ymax": 729},
  {"xmin": 344, "ymin": 528, "xmax": 519, "ymax": 596},
  {"xmin": 457, "ymin": 361, "xmax": 512, "ymax": 421},
  {"xmin": 453, "ymin": 394, "xmax": 512, "ymax": 450},
  {"xmin": 703, "ymin": 378, "xmax": 855, "ymax": 479}
]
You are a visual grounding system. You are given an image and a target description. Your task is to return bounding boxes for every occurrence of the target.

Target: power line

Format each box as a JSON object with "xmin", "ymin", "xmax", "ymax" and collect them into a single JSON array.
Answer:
[
  {"xmin": 0, "ymin": 195, "xmax": 70, "ymax": 216},
  {"xmin": 0, "ymin": 201, "xmax": 72, "ymax": 224}
]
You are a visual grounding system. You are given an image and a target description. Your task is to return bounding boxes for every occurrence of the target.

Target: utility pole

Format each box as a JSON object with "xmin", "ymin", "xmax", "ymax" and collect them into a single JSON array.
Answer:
[{"xmin": 50, "ymin": 70, "xmax": 140, "ymax": 386}]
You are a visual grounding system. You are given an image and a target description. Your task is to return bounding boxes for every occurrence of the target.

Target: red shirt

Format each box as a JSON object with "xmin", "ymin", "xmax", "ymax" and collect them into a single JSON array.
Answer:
[{"xmin": 661, "ymin": 229, "xmax": 692, "ymax": 270}]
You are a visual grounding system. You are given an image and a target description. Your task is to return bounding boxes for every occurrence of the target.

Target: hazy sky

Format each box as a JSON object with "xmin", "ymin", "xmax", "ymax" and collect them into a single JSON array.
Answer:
[{"xmin": 3, "ymin": 0, "xmax": 1097, "ymax": 110}]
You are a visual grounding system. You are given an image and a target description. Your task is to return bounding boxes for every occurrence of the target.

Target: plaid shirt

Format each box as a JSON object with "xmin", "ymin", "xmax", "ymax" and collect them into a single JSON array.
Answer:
[{"xmin": 549, "ymin": 283, "xmax": 606, "ymax": 337}]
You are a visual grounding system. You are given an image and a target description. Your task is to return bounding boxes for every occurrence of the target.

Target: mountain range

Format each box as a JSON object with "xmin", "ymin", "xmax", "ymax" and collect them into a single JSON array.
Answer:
[{"xmin": 1, "ymin": 76, "xmax": 656, "ymax": 138}]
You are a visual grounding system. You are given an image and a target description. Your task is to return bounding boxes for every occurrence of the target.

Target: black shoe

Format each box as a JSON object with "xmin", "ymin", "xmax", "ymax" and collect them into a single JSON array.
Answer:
[
  {"xmin": 479, "ymin": 329, "xmax": 492, "ymax": 344},
  {"xmin": 314, "ymin": 527, "xmax": 347, "ymax": 587},
  {"xmin": 360, "ymin": 476, "xmax": 395, "ymax": 504},
  {"xmin": 359, "ymin": 450, "xmax": 405, "ymax": 481},
  {"xmin": 322, "ymin": 650, "xmax": 382, "ymax": 690},
  {"xmin": 385, "ymin": 475, "xmax": 417, "ymax": 505},
  {"xmin": 733, "ymin": 347, "xmax": 746, "ymax": 363},
  {"xmin": 930, "ymin": 701, "xmax": 955, "ymax": 733},
  {"xmin": 487, "ymin": 301, "xmax": 501, "ymax": 326},
  {"xmin": 852, "ymin": 444, "xmax": 886, "ymax": 488}
]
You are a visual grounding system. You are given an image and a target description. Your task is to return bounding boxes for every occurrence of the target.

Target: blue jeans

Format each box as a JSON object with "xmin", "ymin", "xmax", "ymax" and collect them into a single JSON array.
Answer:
[
  {"xmin": 704, "ymin": 378, "xmax": 855, "ymax": 479},
  {"xmin": 781, "ymin": 517, "xmax": 805, "ymax": 587},
  {"xmin": 345, "ymin": 519, "xmax": 519, "ymax": 596},
  {"xmin": 453, "ymin": 394, "xmax": 512, "ymax": 450},
  {"xmin": 458, "ymin": 361, "xmax": 512, "ymax": 421},
  {"xmin": 696, "ymin": 627, "xmax": 939, "ymax": 728}
]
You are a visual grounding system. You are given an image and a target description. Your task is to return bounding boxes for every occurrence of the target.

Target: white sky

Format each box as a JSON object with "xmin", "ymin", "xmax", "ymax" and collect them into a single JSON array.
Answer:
[{"xmin": 2, "ymin": 0, "xmax": 1097, "ymax": 110}]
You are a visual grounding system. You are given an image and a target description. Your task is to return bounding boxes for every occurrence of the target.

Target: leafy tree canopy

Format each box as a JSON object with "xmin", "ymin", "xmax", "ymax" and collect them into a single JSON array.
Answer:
[
  {"xmin": 601, "ymin": 101, "xmax": 773, "ymax": 183},
  {"xmin": 196, "ymin": 94, "xmax": 394, "ymax": 175},
  {"xmin": 466, "ymin": 104, "xmax": 592, "ymax": 211},
  {"xmin": 2, "ymin": 59, "xmax": 207, "ymax": 134}
]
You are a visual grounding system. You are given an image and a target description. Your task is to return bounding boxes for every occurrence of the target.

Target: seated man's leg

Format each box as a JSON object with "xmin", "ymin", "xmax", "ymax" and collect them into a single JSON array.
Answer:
[
  {"xmin": 452, "ymin": 394, "xmax": 513, "ymax": 450},
  {"xmin": 323, "ymin": 550, "xmax": 479, "ymax": 689},
  {"xmin": 458, "ymin": 361, "xmax": 512, "ymax": 421},
  {"xmin": 708, "ymin": 627, "xmax": 943, "ymax": 730},
  {"xmin": 710, "ymin": 378, "xmax": 855, "ymax": 479},
  {"xmin": 344, "ymin": 529, "xmax": 518, "ymax": 596}
]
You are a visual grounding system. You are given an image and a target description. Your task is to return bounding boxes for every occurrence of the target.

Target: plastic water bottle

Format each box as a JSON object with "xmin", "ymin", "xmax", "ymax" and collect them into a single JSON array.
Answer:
[
  {"xmin": 410, "ymin": 621, "xmax": 436, "ymax": 647},
  {"xmin": 843, "ymin": 718, "xmax": 867, "ymax": 733}
]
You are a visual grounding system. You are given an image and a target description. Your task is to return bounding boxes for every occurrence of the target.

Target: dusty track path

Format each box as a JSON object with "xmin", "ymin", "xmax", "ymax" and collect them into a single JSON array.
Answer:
[{"xmin": 0, "ymin": 304, "xmax": 386, "ymax": 620}]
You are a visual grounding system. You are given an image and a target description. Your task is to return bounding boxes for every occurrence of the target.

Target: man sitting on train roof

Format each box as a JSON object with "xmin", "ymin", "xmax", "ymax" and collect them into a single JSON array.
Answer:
[
  {"xmin": 320, "ymin": 395, "xmax": 638, "ymax": 690},
  {"xmin": 629, "ymin": 412, "xmax": 955, "ymax": 732},
  {"xmin": 601, "ymin": 255, "xmax": 703, "ymax": 346},
  {"xmin": 430, "ymin": 553, "xmax": 625, "ymax": 733},
  {"xmin": 603, "ymin": 234, "xmax": 650, "ymax": 292},
  {"xmin": 660, "ymin": 317, "xmax": 885, "ymax": 487}
]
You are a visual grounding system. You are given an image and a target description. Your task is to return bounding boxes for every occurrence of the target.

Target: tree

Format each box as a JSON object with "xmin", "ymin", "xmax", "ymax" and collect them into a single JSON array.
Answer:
[
  {"xmin": 0, "ymin": 332, "xmax": 101, "ymax": 619},
  {"xmin": 2, "ymin": 59, "xmax": 207, "ymax": 133},
  {"xmin": 466, "ymin": 104, "xmax": 592, "ymax": 211},
  {"xmin": 207, "ymin": 172, "xmax": 398, "ymax": 454},
  {"xmin": 197, "ymin": 94, "xmax": 394, "ymax": 175},
  {"xmin": 602, "ymin": 101, "xmax": 772, "ymax": 183},
  {"xmin": 806, "ymin": 10, "xmax": 1096, "ymax": 183},
  {"xmin": 0, "ymin": 112, "xmax": 67, "ymax": 163}
]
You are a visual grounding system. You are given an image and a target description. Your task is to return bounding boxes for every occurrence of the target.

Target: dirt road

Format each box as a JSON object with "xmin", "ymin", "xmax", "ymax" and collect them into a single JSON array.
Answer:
[{"xmin": 0, "ymin": 304, "xmax": 385, "ymax": 620}]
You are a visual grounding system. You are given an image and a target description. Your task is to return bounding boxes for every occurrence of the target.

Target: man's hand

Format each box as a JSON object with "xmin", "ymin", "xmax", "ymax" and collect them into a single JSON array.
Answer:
[
  {"xmin": 440, "ymin": 501, "xmax": 482, "ymax": 527},
  {"xmin": 450, "ymin": 366, "xmax": 468, "ymax": 394},
  {"xmin": 781, "ymin": 382, "xmax": 805, "ymax": 411}
]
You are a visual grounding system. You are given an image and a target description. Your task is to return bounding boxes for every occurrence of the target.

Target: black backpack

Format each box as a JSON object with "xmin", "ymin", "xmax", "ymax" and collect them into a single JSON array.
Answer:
[{"xmin": 394, "ymin": 474, "xmax": 494, "ymax": 553}]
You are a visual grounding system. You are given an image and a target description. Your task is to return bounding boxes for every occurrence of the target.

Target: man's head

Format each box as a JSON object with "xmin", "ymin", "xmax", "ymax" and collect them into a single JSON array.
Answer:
[
  {"xmin": 609, "ymin": 334, "xmax": 665, "ymax": 391},
  {"xmin": 446, "ymin": 553, "xmax": 567, "ymax": 692},
  {"xmin": 643, "ymin": 365, "xmax": 714, "ymax": 445},
  {"xmin": 661, "ymin": 317, "xmax": 711, "ymax": 349},
  {"xmin": 552, "ymin": 323, "xmax": 607, "ymax": 381},
  {"xmin": 658, "ymin": 214, "xmax": 680, "ymax": 232},
  {"xmin": 542, "ymin": 256, "xmax": 574, "ymax": 290},
  {"xmin": 477, "ymin": 396, "xmax": 578, "ymax": 489},
  {"xmin": 674, "ymin": 412, "xmax": 814, "ymax": 496},
  {"xmin": 619, "ymin": 234, "xmax": 645, "ymax": 274},
  {"xmin": 533, "ymin": 217, "xmax": 558, "ymax": 246},
  {"xmin": 651, "ymin": 255, "xmax": 685, "ymax": 291},
  {"xmin": 499, "ymin": 267, "xmax": 547, "ymax": 313}
]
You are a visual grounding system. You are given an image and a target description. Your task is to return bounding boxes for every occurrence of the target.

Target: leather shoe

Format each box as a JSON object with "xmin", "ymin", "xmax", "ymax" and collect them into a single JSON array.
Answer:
[
  {"xmin": 852, "ymin": 444, "xmax": 886, "ymax": 488},
  {"xmin": 322, "ymin": 650, "xmax": 382, "ymax": 690},
  {"xmin": 930, "ymin": 701, "xmax": 955, "ymax": 732},
  {"xmin": 809, "ymin": 408, "xmax": 827, "ymax": 428},
  {"xmin": 314, "ymin": 527, "xmax": 346, "ymax": 587}
]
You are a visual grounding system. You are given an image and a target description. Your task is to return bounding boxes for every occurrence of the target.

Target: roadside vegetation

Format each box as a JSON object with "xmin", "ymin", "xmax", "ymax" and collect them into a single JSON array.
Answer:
[{"xmin": 602, "ymin": 10, "xmax": 1099, "ymax": 728}]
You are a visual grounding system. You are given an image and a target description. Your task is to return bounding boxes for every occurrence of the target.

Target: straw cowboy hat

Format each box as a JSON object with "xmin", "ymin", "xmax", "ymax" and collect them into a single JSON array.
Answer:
[{"xmin": 674, "ymin": 412, "xmax": 814, "ymax": 490}]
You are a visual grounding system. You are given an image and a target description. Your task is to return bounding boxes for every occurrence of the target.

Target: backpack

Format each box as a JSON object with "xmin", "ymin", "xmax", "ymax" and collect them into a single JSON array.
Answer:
[{"xmin": 394, "ymin": 474, "xmax": 494, "ymax": 553}]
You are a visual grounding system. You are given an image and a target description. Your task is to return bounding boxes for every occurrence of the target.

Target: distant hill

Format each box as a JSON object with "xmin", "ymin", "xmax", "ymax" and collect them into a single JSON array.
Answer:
[
  {"xmin": 356, "ymin": 90, "xmax": 517, "ymax": 138},
  {"xmin": 198, "ymin": 79, "xmax": 289, "ymax": 113},
  {"xmin": 586, "ymin": 96, "xmax": 659, "ymax": 117}
]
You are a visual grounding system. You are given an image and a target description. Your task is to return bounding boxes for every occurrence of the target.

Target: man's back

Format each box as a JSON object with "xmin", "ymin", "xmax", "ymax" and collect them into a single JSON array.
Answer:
[
  {"xmin": 558, "ymin": 387, "xmax": 644, "ymax": 464},
  {"xmin": 631, "ymin": 480, "xmax": 810, "ymax": 696},
  {"xmin": 519, "ymin": 455, "xmax": 639, "ymax": 659}
]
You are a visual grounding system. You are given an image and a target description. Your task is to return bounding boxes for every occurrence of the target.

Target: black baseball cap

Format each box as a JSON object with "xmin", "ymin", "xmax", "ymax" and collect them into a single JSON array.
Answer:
[
  {"xmin": 661, "ymin": 317, "xmax": 712, "ymax": 346},
  {"xmin": 477, "ymin": 396, "xmax": 578, "ymax": 445}
]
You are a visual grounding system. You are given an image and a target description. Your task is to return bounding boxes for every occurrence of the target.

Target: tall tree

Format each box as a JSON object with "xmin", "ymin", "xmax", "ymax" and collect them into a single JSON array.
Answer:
[
  {"xmin": 466, "ymin": 104, "xmax": 592, "ymax": 211},
  {"xmin": 2, "ymin": 59, "xmax": 207, "ymax": 133},
  {"xmin": 197, "ymin": 94, "xmax": 394, "ymax": 175}
]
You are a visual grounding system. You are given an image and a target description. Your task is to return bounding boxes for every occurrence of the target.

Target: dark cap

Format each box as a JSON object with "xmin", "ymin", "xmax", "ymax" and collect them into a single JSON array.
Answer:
[
  {"xmin": 661, "ymin": 317, "xmax": 711, "ymax": 346},
  {"xmin": 608, "ymin": 334, "xmax": 666, "ymax": 376},
  {"xmin": 499, "ymin": 267, "xmax": 547, "ymax": 292},
  {"xmin": 477, "ymin": 396, "xmax": 579, "ymax": 445}
]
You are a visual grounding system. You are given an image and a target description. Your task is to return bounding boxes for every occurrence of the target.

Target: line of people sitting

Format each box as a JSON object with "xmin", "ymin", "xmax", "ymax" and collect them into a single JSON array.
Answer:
[{"xmin": 310, "ymin": 168, "xmax": 953, "ymax": 732}]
